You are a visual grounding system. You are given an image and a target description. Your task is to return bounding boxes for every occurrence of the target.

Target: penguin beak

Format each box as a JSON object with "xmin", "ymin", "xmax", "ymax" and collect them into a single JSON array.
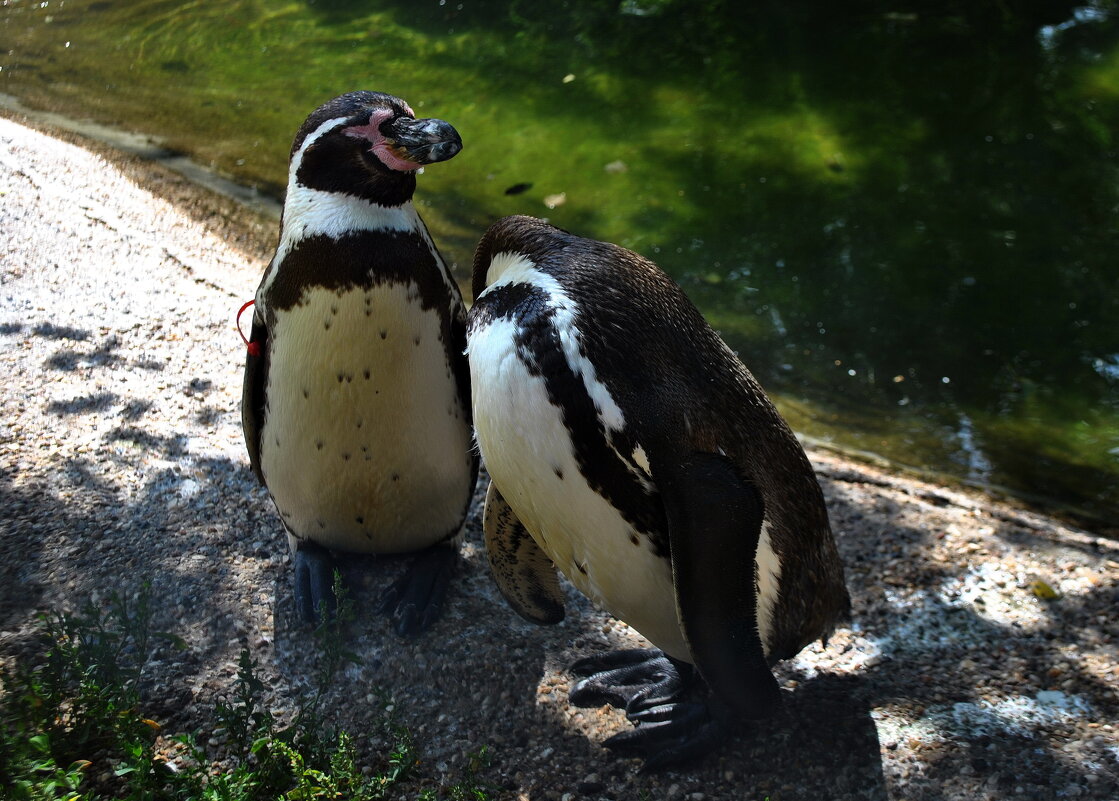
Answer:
[{"xmin": 381, "ymin": 116, "xmax": 463, "ymax": 165}]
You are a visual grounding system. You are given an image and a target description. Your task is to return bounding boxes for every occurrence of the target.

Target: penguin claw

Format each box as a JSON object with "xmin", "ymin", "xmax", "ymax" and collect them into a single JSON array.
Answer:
[
  {"xmin": 376, "ymin": 544, "xmax": 457, "ymax": 636},
  {"xmin": 568, "ymin": 649, "xmax": 689, "ymax": 713},
  {"xmin": 569, "ymin": 649, "xmax": 727, "ymax": 770},
  {"xmin": 293, "ymin": 543, "xmax": 338, "ymax": 624},
  {"xmin": 602, "ymin": 703, "xmax": 726, "ymax": 773}
]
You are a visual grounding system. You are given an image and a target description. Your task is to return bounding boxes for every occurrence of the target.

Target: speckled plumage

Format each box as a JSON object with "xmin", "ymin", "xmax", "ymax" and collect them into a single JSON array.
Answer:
[{"xmin": 241, "ymin": 92, "xmax": 476, "ymax": 624}]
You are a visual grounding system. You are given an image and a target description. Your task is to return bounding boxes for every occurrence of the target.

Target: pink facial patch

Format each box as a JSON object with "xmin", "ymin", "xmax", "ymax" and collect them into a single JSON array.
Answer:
[{"xmin": 344, "ymin": 108, "xmax": 421, "ymax": 172}]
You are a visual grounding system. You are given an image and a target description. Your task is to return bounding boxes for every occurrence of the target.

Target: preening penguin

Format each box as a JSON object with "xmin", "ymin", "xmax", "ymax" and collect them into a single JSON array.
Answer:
[
  {"xmin": 466, "ymin": 216, "xmax": 850, "ymax": 768},
  {"xmin": 241, "ymin": 91, "xmax": 478, "ymax": 633}
]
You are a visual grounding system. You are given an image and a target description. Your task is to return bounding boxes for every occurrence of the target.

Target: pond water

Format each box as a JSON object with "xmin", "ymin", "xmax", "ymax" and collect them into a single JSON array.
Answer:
[{"xmin": 2, "ymin": 0, "xmax": 1117, "ymax": 530}]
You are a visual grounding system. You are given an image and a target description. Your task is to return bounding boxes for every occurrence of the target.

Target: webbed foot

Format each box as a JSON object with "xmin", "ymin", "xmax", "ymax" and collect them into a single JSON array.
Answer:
[
  {"xmin": 293, "ymin": 541, "xmax": 338, "ymax": 623},
  {"xmin": 604, "ymin": 700, "xmax": 726, "ymax": 772},
  {"xmin": 569, "ymin": 648, "xmax": 691, "ymax": 713},
  {"xmin": 569, "ymin": 648, "xmax": 725, "ymax": 771},
  {"xmin": 376, "ymin": 543, "xmax": 458, "ymax": 636}
]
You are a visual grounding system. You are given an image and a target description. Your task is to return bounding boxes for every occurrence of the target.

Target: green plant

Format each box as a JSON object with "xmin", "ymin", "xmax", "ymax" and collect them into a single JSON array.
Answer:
[
  {"xmin": 417, "ymin": 746, "xmax": 494, "ymax": 801},
  {"xmin": 0, "ymin": 584, "xmax": 183, "ymax": 800},
  {"xmin": 0, "ymin": 574, "xmax": 493, "ymax": 800}
]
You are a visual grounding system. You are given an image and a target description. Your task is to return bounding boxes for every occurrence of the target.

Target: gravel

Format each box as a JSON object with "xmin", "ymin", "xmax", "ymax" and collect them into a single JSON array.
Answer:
[{"xmin": 1, "ymin": 112, "xmax": 1117, "ymax": 800}]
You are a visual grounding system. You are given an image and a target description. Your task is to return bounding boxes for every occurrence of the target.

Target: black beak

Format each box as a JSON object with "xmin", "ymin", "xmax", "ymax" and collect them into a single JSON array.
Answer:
[{"xmin": 381, "ymin": 116, "xmax": 463, "ymax": 165}]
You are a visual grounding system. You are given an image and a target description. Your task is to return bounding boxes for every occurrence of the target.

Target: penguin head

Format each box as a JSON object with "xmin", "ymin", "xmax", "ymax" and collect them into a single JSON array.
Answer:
[
  {"xmin": 471, "ymin": 215, "xmax": 573, "ymax": 300},
  {"xmin": 287, "ymin": 91, "xmax": 462, "ymax": 207}
]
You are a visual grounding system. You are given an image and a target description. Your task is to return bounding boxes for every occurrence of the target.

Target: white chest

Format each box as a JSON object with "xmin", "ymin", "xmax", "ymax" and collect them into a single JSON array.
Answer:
[
  {"xmin": 468, "ymin": 316, "xmax": 690, "ymax": 661},
  {"xmin": 261, "ymin": 282, "xmax": 473, "ymax": 553}
]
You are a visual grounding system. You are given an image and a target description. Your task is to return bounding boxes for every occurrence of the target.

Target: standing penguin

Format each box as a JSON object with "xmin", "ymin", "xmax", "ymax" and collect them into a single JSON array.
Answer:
[
  {"xmin": 241, "ymin": 91, "xmax": 478, "ymax": 633},
  {"xmin": 466, "ymin": 216, "xmax": 850, "ymax": 768}
]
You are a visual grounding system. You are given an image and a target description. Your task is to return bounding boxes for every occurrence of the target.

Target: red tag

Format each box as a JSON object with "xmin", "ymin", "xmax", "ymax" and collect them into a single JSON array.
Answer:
[{"xmin": 237, "ymin": 300, "xmax": 262, "ymax": 357}]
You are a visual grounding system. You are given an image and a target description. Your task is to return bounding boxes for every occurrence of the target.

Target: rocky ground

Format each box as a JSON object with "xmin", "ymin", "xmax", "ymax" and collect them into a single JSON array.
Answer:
[{"xmin": 1, "ymin": 111, "xmax": 1117, "ymax": 800}]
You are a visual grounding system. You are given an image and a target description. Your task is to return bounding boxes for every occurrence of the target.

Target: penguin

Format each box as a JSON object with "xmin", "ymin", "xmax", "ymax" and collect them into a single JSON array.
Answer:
[
  {"xmin": 466, "ymin": 216, "xmax": 850, "ymax": 769},
  {"xmin": 241, "ymin": 91, "xmax": 478, "ymax": 633}
]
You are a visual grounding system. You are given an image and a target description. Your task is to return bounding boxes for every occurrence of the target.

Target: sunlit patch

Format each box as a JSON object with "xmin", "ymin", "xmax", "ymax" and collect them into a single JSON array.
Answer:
[
  {"xmin": 873, "ymin": 690, "xmax": 1097, "ymax": 751},
  {"xmin": 932, "ymin": 562, "xmax": 1052, "ymax": 629},
  {"xmin": 787, "ymin": 624, "xmax": 883, "ymax": 678},
  {"xmin": 871, "ymin": 559, "xmax": 1084, "ymax": 652},
  {"xmin": 930, "ymin": 691, "xmax": 1094, "ymax": 740},
  {"xmin": 871, "ymin": 706, "xmax": 947, "ymax": 747}
]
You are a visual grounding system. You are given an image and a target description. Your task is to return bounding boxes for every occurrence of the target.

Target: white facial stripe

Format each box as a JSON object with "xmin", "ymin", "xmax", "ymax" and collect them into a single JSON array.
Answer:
[
  {"xmin": 480, "ymin": 251, "xmax": 627, "ymax": 434},
  {"xmin": 292, "ymin": 115, "xmax": 349, "ymax": 170},
  {"xmin": 755, "ymin": 519, "xmax": 782, "ymax": 657},
  {"xmin": 482, "ymin": 250, "xmax": 536, "ymax": 289}
]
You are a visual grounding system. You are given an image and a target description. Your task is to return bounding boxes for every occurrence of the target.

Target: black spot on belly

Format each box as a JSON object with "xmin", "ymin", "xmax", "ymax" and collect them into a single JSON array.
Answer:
[
  {"xmin": 355, "ymin": 419, "xmax": 363, "ymax": 428},
  {"xmin": 575, "ymin": 560, "xmax": 588, "ymax": 575},
  {"xmin": 413, "ymin": 335, "xmax": 421, "ymax": 346},
  {"xmin": 391, "ymin": 473, "xmax": 400, "ymax": 482},
  {"xmin": 303, "ymin": 388, "xmax": 310, "ymax": 398},
  {"xmin": 553, "ymin": 467, "xmax": 564, "ymax": 480},
  {"xmin": 629, "ymin": 532, "xmax": 640, "ymax": 546},
  {"xmin": 324, "ymin": 321, "xmax": 331, "ymax": 330},
  {"xmin": 316, "ymin": 440, "xmax": 324, "ymax": 450},
  {"xmin": 355, "ymin": 516, "xmax": 364, "ymax": 525},
  {"xmin": 363, "ymin": 369, "xmax": 371, "ymax": 379},
  {"xmin": 317, "ymin": 520, "xmax": 325, "ymax": 529},
  {"xmin": 337, "ymin": 373, "xmax": 344, "ymax": 383},
  {"xmin": 343, "ymin": 453, "xmax": 351, "ymax": 461},
  {"xmin": 380, "ymin": 330, "xmax": 388, "ymax": 340}
]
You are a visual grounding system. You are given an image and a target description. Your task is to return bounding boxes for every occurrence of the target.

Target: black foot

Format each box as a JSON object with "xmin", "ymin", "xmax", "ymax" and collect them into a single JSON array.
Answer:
[
  {"xmin": 569, "ymin": 648, "xmax": 691, "ymax": 713},
  {"xmin": 604, "ymin": 700, "xmax": 726, "ymax": 772},
  {"xmin": 376, "ymin": 544, "xmax": 457, "ymax": 636},
  {"xmin": 569, "ymin": 649, "xmax": 722, "ymax": 771},
  {"xmin": 293, "ymin": 542, "xmax": 338, "ymax": 624}
]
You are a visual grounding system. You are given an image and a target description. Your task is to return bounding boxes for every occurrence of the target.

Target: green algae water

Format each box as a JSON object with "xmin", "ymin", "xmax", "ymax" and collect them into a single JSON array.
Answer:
[{"xmin": 2, "ymin": 1, "xmax": 1117, "ymax": 529}]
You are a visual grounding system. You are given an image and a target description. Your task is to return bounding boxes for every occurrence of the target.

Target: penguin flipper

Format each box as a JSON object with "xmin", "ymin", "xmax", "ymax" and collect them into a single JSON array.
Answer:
[
  {"xmin": 658, "ymin": 451, "xmax": 781, "ymax": 720},
  {"xmin": 240, "ymin": 311, "xmax": 268, "ymax": 485},
  {"xmin": 483, "ymin": 479, "xmax": 565, "ymax": 625}
]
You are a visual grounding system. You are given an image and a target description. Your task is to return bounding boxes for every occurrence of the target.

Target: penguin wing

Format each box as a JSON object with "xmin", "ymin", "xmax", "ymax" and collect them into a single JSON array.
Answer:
[
  {"xmin": 240, "ymin": 311, "xmax": 268, "ymax": 485},
  {"xmin": 482, "ymin": 479, "xmax": 565, "ymax": 625},
  {"xmin": 657, "ymin": 450, "xmax": 781, "ymax": 719}
]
